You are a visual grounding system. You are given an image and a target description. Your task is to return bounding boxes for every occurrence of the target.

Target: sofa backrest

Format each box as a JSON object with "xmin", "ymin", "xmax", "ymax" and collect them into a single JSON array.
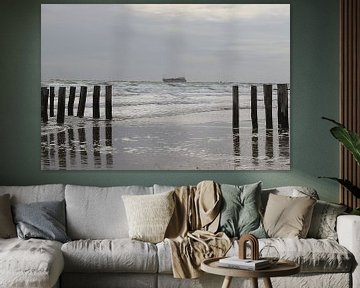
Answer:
[
  {"xmin": 65, "ymin": 184, "xmax": 154, "ymax": 240},
  {"xmin": 261, "ymin": 186, "xmax": 319, "ymax": 212},
  {"xmin": 0, "ymin": 184, "xmax": 320, "ymax": 240},
  {"xmin": 153, "ymin": 184, "xmax": 176, "ymax": 194},
  {"xmin": 0, "ymin": 184, "xmax": 65, "ymax": 204}
]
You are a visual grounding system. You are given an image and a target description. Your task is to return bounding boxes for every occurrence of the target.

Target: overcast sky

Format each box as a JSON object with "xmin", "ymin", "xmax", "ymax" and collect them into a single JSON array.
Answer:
[{"xmin": 41, "ymin": 4, "xmax": 290, "ymax": 83}]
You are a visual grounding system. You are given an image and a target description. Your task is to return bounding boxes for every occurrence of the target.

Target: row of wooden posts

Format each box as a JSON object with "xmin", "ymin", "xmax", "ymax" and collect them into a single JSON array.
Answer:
[
  {"xmin": 41, "ymin": 85, "xmax": 113, "ymax": 124},
  {"xmin": 42, "ymin": 83, "xmax": 288, "ymax": 128},
  {"xmin": 232, "ymin": 84, "xmax": 289, "ymax": 132}
]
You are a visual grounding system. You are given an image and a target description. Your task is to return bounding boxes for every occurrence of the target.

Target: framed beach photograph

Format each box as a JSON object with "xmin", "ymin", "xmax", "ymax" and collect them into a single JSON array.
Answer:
[{"xmin": 41, "ymin": 4, "xmax": 290, "ymax": 170}]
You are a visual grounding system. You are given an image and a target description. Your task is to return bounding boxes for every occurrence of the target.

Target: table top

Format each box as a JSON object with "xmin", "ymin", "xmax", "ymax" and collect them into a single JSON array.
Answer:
[{"xmin": 201, "ymin": 257, "xmax": 300, "ymax": 278}]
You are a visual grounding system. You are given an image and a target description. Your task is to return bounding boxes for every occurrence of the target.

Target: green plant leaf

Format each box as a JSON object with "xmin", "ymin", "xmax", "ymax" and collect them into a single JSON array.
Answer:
[
  {"xmin": 318, "ymin": 177, "xmax": 360, "ymax": 198},
  {"xmin": 322, "ymin": 117, "xmax": 360, "ymax": 165},
  {"xmin": 351, "ymin": 208, "xmax": 360, "ymax": 215},
  {"xmin": 330, "ymin": 127, "xmax": 360, "ymax": 165}
]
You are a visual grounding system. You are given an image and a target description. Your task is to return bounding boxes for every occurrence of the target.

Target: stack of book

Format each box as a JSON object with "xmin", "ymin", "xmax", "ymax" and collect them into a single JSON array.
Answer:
[{"xmin": 218, "ymin": 257, "xmax": 271, "ymax": 270}]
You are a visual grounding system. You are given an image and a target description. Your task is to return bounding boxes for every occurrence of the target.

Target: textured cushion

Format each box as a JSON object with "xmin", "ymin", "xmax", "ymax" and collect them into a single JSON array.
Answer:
[
  {"xmin": 65, "ymin": 185, "xmax": 153, "ymax": 239},
  {"xmin": 0, "ymin": 238, "xmax": 64, "ymax": 288},
  {"xmin": 12, "ymin": 200, "xmax": 70, "ymax": 243},
  {"xmin": 218, "ymin": 182, "xmax": 266, "ymax": 238},
  {"xmin": 0, "ymin": 194, "xmax": 16, "ymax": 238},
  {"xmin": 122, "ymin": 191, "xmax": 175, "ymax": 243},
  {"xmin": 255, "ymin": 238, "xmax": 353, "ymax": 273},
  {"xmin": 0, "ymin": 184, "xmax": 65, "ymax": 204},
  {"xmin": 308, "ymin": 200, "xmax": 347, "ymax": 240},
  {"xmin": 261, "ymin": 186, "xmax": 319, "ymax": 212},
  {"xmin": 263, "ymin": 194, "xmax": 316, "ymax": 238},
  {"xmin": 61, "ymin": 239, "xmax": 158, "ymax": 273},
  {"xmin": 158, "ymin": 238, "xmax": 353, "ymax": 274}
]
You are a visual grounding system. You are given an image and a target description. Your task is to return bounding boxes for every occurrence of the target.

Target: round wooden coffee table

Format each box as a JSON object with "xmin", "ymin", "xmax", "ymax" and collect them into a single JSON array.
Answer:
[{"xmin": 201, "ymin": 257, "xmax": 300, "ymax": 288}]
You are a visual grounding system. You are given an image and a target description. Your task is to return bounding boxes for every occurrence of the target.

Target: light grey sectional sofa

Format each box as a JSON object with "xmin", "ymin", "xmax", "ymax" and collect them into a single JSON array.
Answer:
[{"xmin": 0, "ymin": 184, "xmax": 359, "ymax": 288}]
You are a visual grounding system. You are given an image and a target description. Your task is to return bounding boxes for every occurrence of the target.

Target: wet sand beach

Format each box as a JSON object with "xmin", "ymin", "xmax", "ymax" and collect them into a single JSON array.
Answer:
[{"xmin": 41, "ymin": 109, "xmax": 289, "ymax": 170}]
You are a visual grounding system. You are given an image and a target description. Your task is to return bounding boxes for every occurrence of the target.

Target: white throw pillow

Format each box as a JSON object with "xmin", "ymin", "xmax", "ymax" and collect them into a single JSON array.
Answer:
[{"xmin": 122, "ymin": 191, "xmax": 175, "ymax": 243}]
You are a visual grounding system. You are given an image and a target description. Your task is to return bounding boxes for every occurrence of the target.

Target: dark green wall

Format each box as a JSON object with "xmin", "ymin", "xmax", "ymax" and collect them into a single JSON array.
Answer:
[{"xmin": 0, "ymin": 0, "xmax": 340, "ymax": 202}]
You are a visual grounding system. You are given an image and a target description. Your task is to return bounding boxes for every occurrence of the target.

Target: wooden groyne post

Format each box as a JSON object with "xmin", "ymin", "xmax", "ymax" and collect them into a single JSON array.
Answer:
[
  {"xmin": 263, "ymin": 84, "xmax": 273, "ymax": 129},
  {"xmin": 106, "ymin": 85, "xmax": 112, "ymax": 120},
  {"xmin": 77, "ymin": 86, "xmax": 88, "ymax": 118},
  {"xmin": 232, "ymin": 85, "xmax": 239, "ymax": 128},
  {"xmin": 49, "ymin": 87, "xmax": 55, "ymax": 117},
  {"xmin": 68, "ymin": 86, "xmax": 76, "ymax": 116},
  {"xmin": 41, "ymin": 87, "xmax": 49, "ymax": 123},
  {"xmin": 42, "ymin": 84, "xmax": 113, "ymax": 122},
  {"xmin": 277, "ymin": 84, "xmax": 289, "ymax": 129},
  {"xmin": 93, "ymin": 85, "xmax": 101, "ymax": 119},
  {"xmin": 57, "ymin": 87, "xmax": 66, "ymax": 124},
  {"xmin": 251, "ymin": 85, "xmax": 258, "ymax": 132}
]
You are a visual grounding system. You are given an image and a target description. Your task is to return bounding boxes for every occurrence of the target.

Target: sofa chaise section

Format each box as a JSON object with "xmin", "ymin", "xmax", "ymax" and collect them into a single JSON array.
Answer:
[
  {"xmin": 0, "ymin": 238, "xmax": 63, "ymax": 288},
  {"xmin": 0, "ymin": 184, "xmax": 65, "ymax": 288}
]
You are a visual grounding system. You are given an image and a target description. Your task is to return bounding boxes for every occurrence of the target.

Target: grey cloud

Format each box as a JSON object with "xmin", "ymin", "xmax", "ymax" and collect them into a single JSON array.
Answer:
[{"xmin": 41, "ymin": 4, "xmax": 289, "ymax": 83}]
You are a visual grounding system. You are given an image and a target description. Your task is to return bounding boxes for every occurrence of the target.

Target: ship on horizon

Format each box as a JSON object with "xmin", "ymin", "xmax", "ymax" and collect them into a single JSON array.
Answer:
[{"xmin": 162, "ymin": 77, "xmax": 186, "ymax": 83}]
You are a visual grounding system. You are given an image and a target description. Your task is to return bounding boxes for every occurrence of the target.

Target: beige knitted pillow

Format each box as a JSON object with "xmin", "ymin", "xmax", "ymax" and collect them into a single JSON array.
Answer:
[
  {"xmin": 122, "ymin": 191, "xmax": 175, "ymax": 243},
  {"xmin": 263, "ymin": 193, "xmax": 316, "ymax": 238}
]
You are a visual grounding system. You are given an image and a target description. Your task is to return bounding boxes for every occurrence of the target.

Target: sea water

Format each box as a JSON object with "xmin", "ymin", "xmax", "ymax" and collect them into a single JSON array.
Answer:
[{"xmin": 40, "ymin": 80, "xmax": 290, "ymax": 170}]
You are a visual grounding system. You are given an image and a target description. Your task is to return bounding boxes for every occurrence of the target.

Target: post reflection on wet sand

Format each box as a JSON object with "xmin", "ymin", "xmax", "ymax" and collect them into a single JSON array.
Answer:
[
  {"xmin": 78, "ymin": 125, "xmax": 88, "ymax": 167},
  {"xmin": 265, "ymin": 129, "xmax": 274, "ymax": 161},
  {"xmin": 49, "ymin": 134, "xmax": 56, "ymax": 167},
  {"xmin": 93, "ymin": 124, "xmax": 101, "ymax": 168},
  {"xmin": 67, "ymin": 128, "xmax": 76, "ymax": 167},
  {"xmin": 232, "ymin": 128, "xmax": 240, "ymax": 167},
  {"xmin": 57, "ymin": 130, "xmax": 67, "ymax": 169},
  {"xmin": 231, "ymin": 127, "xmax": 289, "ymax": 169},
  {"xmin": 41, "ymin": 121, "xmax": 114, "ymax": 170},
  {"xmin": 252, "ymin": 133, "xmax": 259, "ymax": 166},
  {"xmin": 105, "ymin": 122, "xmax": 113, "ymax": 168},
  {"xmin": 278, "ymin": 128, "xmax": 290, "ymax": 159}
]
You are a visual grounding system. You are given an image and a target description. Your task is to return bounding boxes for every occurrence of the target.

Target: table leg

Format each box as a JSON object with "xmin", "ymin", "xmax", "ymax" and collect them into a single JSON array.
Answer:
[
  {"xmin": 263, "ymin": 277, "xmax": 273, "ymax": 288},
  {"xmin": 221, "ymin": 276, "xmax": 233, "ymax": 288},
  {"xmin": 251, "ymin": 278, "xmax": 258, "ymax": 288}
]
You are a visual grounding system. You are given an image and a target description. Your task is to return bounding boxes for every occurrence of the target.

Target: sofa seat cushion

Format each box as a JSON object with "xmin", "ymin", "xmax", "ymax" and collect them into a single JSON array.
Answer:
[
  {"xmin": 0, "ymin": 238, "xmax": 64, "ymax": 288},
  {"xmin": 231, "ymin": 238, "xmax": 353, "ymax": 273},
  {"xmin": 62, "ymin": 239, "xmax": 158, "ymax": 273},
  {"xmin": 157, "ymin": 238, "xmax": 353, "ymax": 274},
  {"xmin": 260, "ymin": 238, "xmax": 353, "ymax": 272}
]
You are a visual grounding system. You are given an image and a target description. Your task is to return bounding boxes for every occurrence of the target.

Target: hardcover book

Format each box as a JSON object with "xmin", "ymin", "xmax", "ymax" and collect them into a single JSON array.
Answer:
[{"xmin": 218, "ymin": 257, "xmax": 271, "ymax": 270}]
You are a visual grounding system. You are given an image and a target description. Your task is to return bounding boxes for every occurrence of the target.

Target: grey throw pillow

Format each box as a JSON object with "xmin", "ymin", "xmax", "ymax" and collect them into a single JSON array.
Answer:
[
  {"xmin": 12, "ymin": 200, "xmax": 70, "ymax": 243},
  {"xmin": 307, "ymin": 200, "xmax": 347, "ymax": 240},
  {"xmin": 218, "ymin": 182, "xmax": 266, "ymax": 238},
  {"xmin": 0, "ymin": 194, "xmax": 17, "ymax": 238}
]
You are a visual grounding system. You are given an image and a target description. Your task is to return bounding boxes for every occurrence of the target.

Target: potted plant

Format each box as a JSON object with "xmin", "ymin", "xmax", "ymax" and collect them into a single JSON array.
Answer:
[{"xmin": 320, "ymin": 117, "xmax": 360, "ymax": 215}]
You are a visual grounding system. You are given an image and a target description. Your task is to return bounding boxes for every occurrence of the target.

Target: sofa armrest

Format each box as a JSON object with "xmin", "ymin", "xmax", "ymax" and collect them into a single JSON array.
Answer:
[{"xmin": 337, "ymin": 215, "xmax": 360, "ymax": 288}]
